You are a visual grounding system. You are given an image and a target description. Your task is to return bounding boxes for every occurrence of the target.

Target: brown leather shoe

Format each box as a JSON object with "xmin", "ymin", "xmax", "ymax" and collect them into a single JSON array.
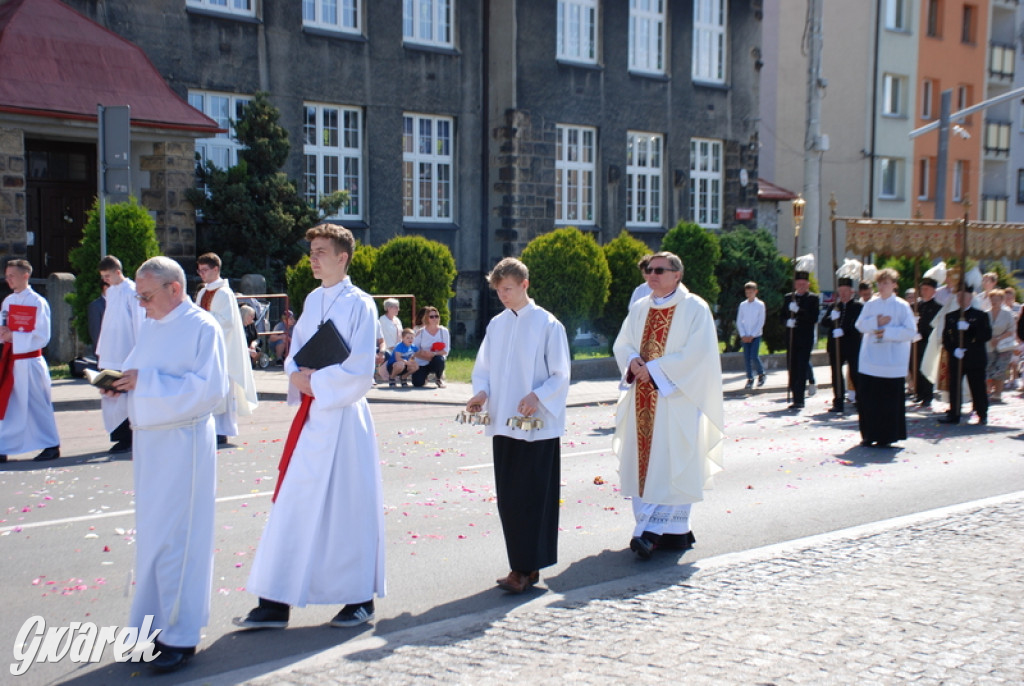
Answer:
[{"xmin": 495, "ymin": 570, "xmax": 539, "ymax": 593}]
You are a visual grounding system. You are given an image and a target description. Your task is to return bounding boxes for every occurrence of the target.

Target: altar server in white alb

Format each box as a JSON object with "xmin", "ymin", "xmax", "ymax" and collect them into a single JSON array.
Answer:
[
  {"xmin": 466, "ymin": 257, "xmax": 571, "ymax": 594},
  {"xmin": 104, "ymin": 256, "xmax": 229, "ymax": 673},
  {"xmin": 96, "ymin": 255, "xmax": 144, "ymax": 454},
  {"xmin": 0, "ymin": 259, "xmax": 60, "ymax": 463},
  {"xmin": 194, "ymin": 252, "xmax": 258, "ymax": 444},
  {"xmin": 236, "ymin": 223, "xmax": 385, "ymax": 630},
  {"xmin": 613, "ymin": 252, "xmax": 724, "ymax": 560}
]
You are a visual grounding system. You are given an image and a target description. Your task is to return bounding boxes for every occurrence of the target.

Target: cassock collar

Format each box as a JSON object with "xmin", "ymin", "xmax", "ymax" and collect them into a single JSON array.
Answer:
[
  {"xmin": 507, "ymin": 299, "xmax": 536, "ymax": 317},
  {"xmin": 650, "ymin": 285, "xmax": 688, "ymax": 309},
  {"xmin": 203, "ymin": 278, "xmax": 227, "ymax": 291},
  {"xmin": 154, "ymin": 299, "xmax": 193, "ymax": 325}
]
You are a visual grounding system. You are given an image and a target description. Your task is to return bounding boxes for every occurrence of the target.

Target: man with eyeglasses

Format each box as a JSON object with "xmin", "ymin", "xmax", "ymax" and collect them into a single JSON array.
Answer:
[
  {"xmin": 96, "ymin": 255, "xmax": 143, "ymax": 453},
  {"xmin": 613, "ymin": 252, "xmax": 724, "ymax": 560},
  {"xmin": 103, "ymin": 256, "xmax": 229, "ymax": 673},
  {"xmin": 194, "ymin": 252, "xmax": 258, "ymax": 445},
  {"xmin": 0, "ymin": 259, "xmax": 61, "ymax": 462}
]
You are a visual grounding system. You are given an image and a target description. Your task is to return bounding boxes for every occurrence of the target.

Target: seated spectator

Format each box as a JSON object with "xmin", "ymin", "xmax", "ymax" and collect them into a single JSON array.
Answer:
[
  {"xmin": 269, "ymin": 309, "xmax": 296, "ymax": 363},
  {"xmin": 412, "ymin": 306, "xmax": 450, "ymax": 388},
  {"xmin": 240, "ymin": 304, "xmax": 260, "ymax": 365},
  {"xmin": 387, "ymin": 329, "xmax": 420, "ymax": 387}
]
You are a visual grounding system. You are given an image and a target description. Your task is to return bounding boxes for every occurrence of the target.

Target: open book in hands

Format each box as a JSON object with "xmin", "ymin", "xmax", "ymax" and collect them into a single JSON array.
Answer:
[{"xmin": 84, "ymin": 368, "xmax": 124, "ymax": 393}]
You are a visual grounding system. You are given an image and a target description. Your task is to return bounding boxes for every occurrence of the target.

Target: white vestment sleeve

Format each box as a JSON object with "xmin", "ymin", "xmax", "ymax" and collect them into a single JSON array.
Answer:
[{"xmin": 532, "ymin": 319, "xmax": 571, "ymax": 416}]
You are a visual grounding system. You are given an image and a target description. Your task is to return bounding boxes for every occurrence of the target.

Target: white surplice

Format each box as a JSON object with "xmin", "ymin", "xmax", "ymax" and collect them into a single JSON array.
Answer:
[
  {"xmin": 612, "ymin": 285, "xmax": 725, "ymax": 513},
  {"xmin": 123, "ymin": 300, "xmax": 229, "ymax": 648},
  {"xmin": 195, "ymin": 279, "xmax": 258, "ymax": 436},
  {"xmin": 96, "ymin": 278, "xmax": 144, "ymax": 433},
  {"xmin": 246, "ymin": 277, "xmax": 386, "ymax": 606},
  {"xmin": 0, "ymin": 287, "xmax": 60, "ymax": 455},
  {"xmin": 471, "ymin": 299, "xmax": 571, "ymax": 440}
]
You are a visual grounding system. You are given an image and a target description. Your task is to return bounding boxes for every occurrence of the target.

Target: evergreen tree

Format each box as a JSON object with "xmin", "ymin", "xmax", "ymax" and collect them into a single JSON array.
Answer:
[
  {"xmin": 594, "ymin": 230, "xmax": 649, "ymax": 348},
  {"xmin": 660, "ymin": 220, "xmax": 722, "ymax": 307},
  {"xmin": 716, "ymin": 227, "xmax": 789, "ymax": 351},
  {"xmin": 67, "ymin": 197, "xmax": 161, "ymax": 343},
  {"xmin": 186, "ymin": 92, "xmax": 347, "ymax": 287}
]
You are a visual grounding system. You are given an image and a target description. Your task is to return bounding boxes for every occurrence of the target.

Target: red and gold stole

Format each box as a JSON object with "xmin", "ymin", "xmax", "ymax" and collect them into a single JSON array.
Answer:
[
  {"xmin": 199, "ymin": 287, "xmax": 218, "ymax": 311},
  {"xmin": 634, "ymin": 305, "xmax": 676, "ymax": 497}
]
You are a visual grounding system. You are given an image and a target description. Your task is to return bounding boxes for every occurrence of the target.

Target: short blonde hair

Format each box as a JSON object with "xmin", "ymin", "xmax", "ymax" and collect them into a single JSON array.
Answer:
[{"xmin": 876, "ymin": 268, "xmax": 899, "ymax": 283}]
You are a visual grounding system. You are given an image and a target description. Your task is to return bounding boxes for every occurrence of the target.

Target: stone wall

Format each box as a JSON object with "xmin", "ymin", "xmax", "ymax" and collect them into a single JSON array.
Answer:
[
  {"xmin": 0, "ymin": 127, "xmax": 26, "ymax": 257},
  {"xmin": 492, "ymin": 109, "xmax": 555, "ymax": 260},
  {"xmin": 140, "ymin": 141, "xmax": 197, "ymax": 261}
]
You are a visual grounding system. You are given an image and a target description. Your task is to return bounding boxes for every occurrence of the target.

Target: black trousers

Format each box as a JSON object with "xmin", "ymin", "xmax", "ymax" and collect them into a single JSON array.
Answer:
[
  {"xmin": 827, "ymin": 340, "xmax": 859, "ymax": 408},
  {"xmin": 914, "ymin": 341, "xmax": 933, "ymax": 403},
  {"xmin": 787, "ymin": 339, "xmax": 813, "ymax": 404},
  {"xmin": 493, "ymin": 435, "xmax": 560, "ymax": 573},
  {"xmin": 110, "ymin": 418, "xmax": 131, "ymax": 445},
  {"xmin": 856, "ymin": 374, "xmax": 907, "ymax": 445},
  {"xmin": 411, "ymin": 356, "xmax": 445, "ymax": 386},
  {"xmin": 947, "ymin": 364, "xmax": 988, "ymax": 421}
]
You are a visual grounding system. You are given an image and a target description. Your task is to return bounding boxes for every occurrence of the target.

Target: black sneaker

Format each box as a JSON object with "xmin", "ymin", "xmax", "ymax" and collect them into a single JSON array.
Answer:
[
  {"xmin": 744, "ymin": 379, "xmax": 754, "ymax": 390},
  {"xmin": 330, "ymin": 600, "xmax": 374, "ymax": 627},
  {"xmin": 33, "ymin": 446, "xmax": 60, "ymax": 461},
  {"xmin": 232, "ymin": 603, "xmax": 289, "ymax": 629},
  {"xmin": 757, "ymin": 374, "xmax": 766, "ymax": 387}
]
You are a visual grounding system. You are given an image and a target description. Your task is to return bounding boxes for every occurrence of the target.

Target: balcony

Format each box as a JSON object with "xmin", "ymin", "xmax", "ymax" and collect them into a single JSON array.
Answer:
[
  {"xmin": 984, "ymin": 120, "xmax": 1011, "ymax": 157},
  {"xmin": 989, "ymin": 42, "xmax": 1015, "ymax": 81}
]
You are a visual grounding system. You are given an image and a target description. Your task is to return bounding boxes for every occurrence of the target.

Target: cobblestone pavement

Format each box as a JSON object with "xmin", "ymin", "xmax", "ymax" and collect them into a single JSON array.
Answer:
[{"xmin": 203, "ymin": 493, "xmax": 1024, "ymax": 686}]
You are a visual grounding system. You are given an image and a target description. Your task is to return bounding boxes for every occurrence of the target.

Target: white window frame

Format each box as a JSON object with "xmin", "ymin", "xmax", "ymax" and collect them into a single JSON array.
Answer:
[
  {"xmin": 952, "ymin": 160, "xmax": 964, "ymax": 202},
  {"xmin": 921, "ymin": 79, "xmax": 933, "ymax": 120},
  {"xmin": 188, "ymin": 91, "xmax": 251, "ymax": 170},
  {"xmin": 403, "ymin": 114, "xmax": 453, "ymax": 222},
  {"xmin": 557, "ymin": 0, "xmax": 598, "ymax": 64},
  {"xmin": 303, "ymin": 0, "xmax": 360, "ymax": 34},
  {"xmin": 882, "ymin": 74, "xmax": 905, "ymax": 116},
  {"xmin": 879, "ymin": 158, "xmax": 901, "ymax": 199},
  {"xmin": 303, "ymin": 103, "xmax": 363, "ymax": 219},
  {"xmin": 629, "ymin": 0, "xmax": 665, "ymax": 74},
  {"xmin": 917, "ymin": 157, "xmax": 930, "ymax": 199},
  {"xmin": 555, "ymin": 124, "xmax": 597, "ymax": 225},
  {"xmin": 689, "ymin": 138, "xmax": 723, "ymax": 228},
  {"xmin": 626, "ymin": 132, "xmax": 663, "ymax": 227},
  {"xmin": 186, "ymin": 0, "xmax": 254, "ymax": 17},
  {"xmin": 403, "ymin": 0, "xmax": 453, "ymax": 48},
  {"xmin": 693, "ymin": 0, "xmax": 727, "ymax": 84},
  {"xmin": 885, "ymin": 0, "xmax": 907, "ymax": 30}
]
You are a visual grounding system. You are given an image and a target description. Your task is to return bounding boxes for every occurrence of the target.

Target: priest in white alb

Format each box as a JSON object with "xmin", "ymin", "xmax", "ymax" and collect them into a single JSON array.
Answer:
[
  {"xmin": 0, "ymin": 259, "xmax": 61, "ymax": 462},
  {"xmin": 466, "ymin": 257, "xmax": 571, "ymax": 594},
  {"xmin": 194, "ymin": 252, "xmax": 258, "ymax": 444},
  {"xmin": 235, "ymin": 223, "xmax": 385, "ymax": 630},
  {"xmin": 613, "ymin": 251, "xmax": 724, "ymax": 560},
  {"xmin": 96, "ymin": 255, "xmax": 144, "ymax": 454},
  {"xmin": 105, "ymin": 256, "xmax": 229, "ymax": 673}
]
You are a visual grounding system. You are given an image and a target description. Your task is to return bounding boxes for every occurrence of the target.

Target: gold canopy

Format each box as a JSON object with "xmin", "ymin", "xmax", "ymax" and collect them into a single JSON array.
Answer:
[{"xmin": 840, "ymin": 218, "xmax": 1024, "ymax": 259}]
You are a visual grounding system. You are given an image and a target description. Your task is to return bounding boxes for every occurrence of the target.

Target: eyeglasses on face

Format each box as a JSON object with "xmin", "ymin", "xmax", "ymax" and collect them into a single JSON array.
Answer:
[
  {"xmin": 135, "ymin": 283, "xmax": 171, "ymax": 302},
  {"xmin": 644, "ymin": 267, "xmax": 679, "ymax": 275}
]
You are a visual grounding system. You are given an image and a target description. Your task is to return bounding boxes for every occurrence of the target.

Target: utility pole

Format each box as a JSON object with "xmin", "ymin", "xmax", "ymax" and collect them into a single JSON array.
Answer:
[{"xmin": 802, "ymin": 0, "xmax": 826, "ymax": 285}]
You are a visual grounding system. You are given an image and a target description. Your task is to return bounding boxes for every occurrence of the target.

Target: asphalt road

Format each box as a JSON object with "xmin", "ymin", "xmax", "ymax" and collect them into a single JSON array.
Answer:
[{"xmin": 2, "ymin": 391, "xmax": 1022, "ymax": 684}]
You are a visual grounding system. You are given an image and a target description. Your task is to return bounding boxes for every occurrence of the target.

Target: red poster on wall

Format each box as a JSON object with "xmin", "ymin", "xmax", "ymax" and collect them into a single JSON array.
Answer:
[{"xmin": 7, "ymin": 304, "xmax": 37, "ymax": 332}]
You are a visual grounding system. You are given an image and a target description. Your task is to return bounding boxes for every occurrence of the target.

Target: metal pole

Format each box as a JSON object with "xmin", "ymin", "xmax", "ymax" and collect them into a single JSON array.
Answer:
[
  {"xmin": 802, "ymin": 0, "xmax": 825, "ymax": 275},
  {"xmin": 934, "ymin": 90, "xmax": 952, "ymax": 220},
  {"xmin": 97, "ymin": 104, "xmax": 107, "ymax": 257}
]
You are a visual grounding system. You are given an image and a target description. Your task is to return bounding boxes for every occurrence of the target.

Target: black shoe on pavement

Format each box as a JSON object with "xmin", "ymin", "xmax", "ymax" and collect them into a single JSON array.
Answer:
[
  {"xmin": 828, "ymin": 405, "xmax": 844, "ymax": 413},
  {"xmin": 150, "ymin": 641, "xmax": 195, "ymax": 673},
  {"xmin": 757, "ymin": 374, "xmax": 766, "ymax": 387},
  {"xmin": 330, "ymin": 600, "xmax": 375, "ymax": 627},
  {"xmin": 629, "ymin": 536, "xmax": 656, "ymax": 560},
  {"xmin": 217, "ymin": 435, "xmax": 229, "ymax": 446},
  {"xmin": 232, "ymin": 601, "xmax": 290, "ymax": 629},
  {"xmin": 788, "ymin": 403, "xmax": 804, "ymax": 410},
  {"xmin": 0, "ymin": 454, "xmax": 6, "ymax": 463},
  {"xmin": 33, "ymin": 446, "xmax": 60, "ymax": 461},
  {"xmin": 744, "ymin": 379, "xmax": 754, "ymax": 390},
  {"xmin": 109, "ymin": 440, "xmax": 132, "ymax": 454},
  {"xmin": 937, "ymin": 416, "xmax": 960, "ymax": 425}
]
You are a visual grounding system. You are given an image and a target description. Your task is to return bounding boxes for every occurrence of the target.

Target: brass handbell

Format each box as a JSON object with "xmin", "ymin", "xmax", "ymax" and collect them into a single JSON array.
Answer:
[
  {"xmin": 505, "ymin": 415, "xmax": 544, "ymax": 430},
  {"xmin": 455, "ymin": 411, "xmax": 491, "ymax": 426}
]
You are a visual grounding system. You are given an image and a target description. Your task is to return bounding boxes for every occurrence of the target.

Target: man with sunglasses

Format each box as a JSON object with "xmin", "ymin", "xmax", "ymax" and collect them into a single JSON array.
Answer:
[
  {"xmin": 104, "ymin": 256, "xmax": 230, "ymax": 672},
  {"xmin": 613, "ymin": 252, "xmax": 724, "ymax": 560}
]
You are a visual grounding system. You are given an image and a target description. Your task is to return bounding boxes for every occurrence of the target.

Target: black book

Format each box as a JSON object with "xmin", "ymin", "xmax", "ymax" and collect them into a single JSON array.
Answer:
[
  {"xmin": 292, "ymin": 319, "xmax": 351, "ymax": 369},
  {"xmin": 84, "ymin": 368, "xmax": 124, "ymax": 392}
]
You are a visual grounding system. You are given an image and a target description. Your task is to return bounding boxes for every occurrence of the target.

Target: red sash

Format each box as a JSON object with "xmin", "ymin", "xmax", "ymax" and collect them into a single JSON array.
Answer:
[
  {"xmin": 272, "ymin": 394, "xmax": 313, "ymax": 502},
  {"xmin": 0, "ymin": 347, "xmax": 43, "ymax": 419}
]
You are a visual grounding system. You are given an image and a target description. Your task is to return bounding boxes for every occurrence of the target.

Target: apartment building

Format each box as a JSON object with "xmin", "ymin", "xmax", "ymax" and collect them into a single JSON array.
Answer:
[{"xmin": 1, "ymin": 0, "xmax": 763, "ymax": 340}]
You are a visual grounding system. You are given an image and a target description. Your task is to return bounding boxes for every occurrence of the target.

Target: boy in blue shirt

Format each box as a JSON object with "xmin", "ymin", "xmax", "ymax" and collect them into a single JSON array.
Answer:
[{"xmin": 387, "ymin": 329, "xmax": 419, "ymax": 387}]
